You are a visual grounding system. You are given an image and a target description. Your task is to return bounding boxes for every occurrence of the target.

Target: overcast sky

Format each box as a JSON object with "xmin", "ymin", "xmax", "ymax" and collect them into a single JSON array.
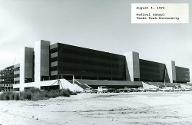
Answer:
[{"xmin": 0, "ymin": 0, "xmax": 192, "ymax": 77}]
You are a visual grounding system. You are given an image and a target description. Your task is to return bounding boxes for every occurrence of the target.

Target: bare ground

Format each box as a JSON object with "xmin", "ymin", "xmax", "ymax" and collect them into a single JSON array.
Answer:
[{"xmin": 1, "ymin": 92, "xmax": 192, "ymax": 125}]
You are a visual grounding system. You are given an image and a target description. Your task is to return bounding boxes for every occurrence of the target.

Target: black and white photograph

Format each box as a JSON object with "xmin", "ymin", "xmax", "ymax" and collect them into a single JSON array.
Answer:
[{"xmin": 0, "ymin": 0, "xmax": 192, "ymax": 125}]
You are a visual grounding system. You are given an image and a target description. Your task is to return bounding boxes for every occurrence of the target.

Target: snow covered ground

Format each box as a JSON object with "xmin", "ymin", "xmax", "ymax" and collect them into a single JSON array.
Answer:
[{"xmin": 1, "ymin": 92, "xmax": 192, "ymax": 125}]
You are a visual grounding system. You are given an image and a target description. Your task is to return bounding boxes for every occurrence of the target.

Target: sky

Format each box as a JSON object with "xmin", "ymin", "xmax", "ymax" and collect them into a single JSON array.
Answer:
[{"xmin": 0, "ymin": 0, "xmax": 192, "ymax": 77}]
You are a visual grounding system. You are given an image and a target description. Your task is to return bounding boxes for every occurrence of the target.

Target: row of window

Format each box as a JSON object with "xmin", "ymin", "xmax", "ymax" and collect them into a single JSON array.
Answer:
[
  {"xmin": 50, "ymin": 74, "xmax": 125, "ymax": 80},
  {"xmin": 50, "ymin": 64, "xmax": 125, "ymax": 75},
  {"xmin": 50, "ymin": 43, "xmax": 124, "ymax": 60}
]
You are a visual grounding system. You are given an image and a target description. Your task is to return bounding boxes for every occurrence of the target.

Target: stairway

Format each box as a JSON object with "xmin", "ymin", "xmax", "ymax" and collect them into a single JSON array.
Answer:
[{"xmin": 72, "ymin": 79, "xmax": 91, "ymax": 89}]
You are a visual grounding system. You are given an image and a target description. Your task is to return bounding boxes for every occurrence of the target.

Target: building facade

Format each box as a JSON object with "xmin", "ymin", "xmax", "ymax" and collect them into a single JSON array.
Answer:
[
  {"xmin": 50, "ymin": 43, "xmax": 126, "ymax": 81},
  {"xmin": 175, "ymin": 66, "xmax": 190, "ymax": 83},
  {"xmin": 11, "ymin": 40, "xmax": 190, "ymax": 91},
  {"xmin": 139, "ymin": 59, "xmax": 170, "ymax": 82},
  {"xmin": 0, "ymin": 65, "xmax": 14, "ymax": 91}
]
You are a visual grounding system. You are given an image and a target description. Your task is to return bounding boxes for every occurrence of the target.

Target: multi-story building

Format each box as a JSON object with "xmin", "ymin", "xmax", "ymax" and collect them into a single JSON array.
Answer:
[
  {"xmin": 11, "ymin": 40, "xmax": 190, "ymax": 91},
  {"xmin": 0, "ymin": 65, "xmax": 14, "ymax": 91}
]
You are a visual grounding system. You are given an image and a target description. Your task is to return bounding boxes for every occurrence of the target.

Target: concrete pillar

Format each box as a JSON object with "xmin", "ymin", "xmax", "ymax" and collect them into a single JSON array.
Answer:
[
  {"xmin": 124, "ymin": 51, "xmax": 140, "ymax": 81},
  {"xmin": 166, "ymin": 61, "xmax": 176, "ymax": 83},
  {"xmin": 190, "ymin": 68, "xmax": 192, "ymax": 83},
  {"xmin": 35, "ymin": 40, "xmax": 50, "ymax": 82},
  {"xmin": 20, "ymin": 47, "xmax": 34, "ymax": 91}
]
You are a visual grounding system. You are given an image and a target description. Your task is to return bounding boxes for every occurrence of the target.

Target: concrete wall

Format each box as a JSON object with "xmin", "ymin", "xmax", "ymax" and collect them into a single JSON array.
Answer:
[
  {"xmin": 165, "ymin": 61, "xmax": 176, "ymax": 83},
  {"xmin": 171, "ymin": 61, "xmax": 176, "ymax": 82},
  {"xmin": 35, "ymin": 40, "xmax": 50, "ymax": 82},
  {"xmin": 19, "ymin": 47, "xmax": 34, "ymax": 91},
  {"xmin": 124, "ymin": 51, "xmax": 140, "ymax": 81},
  {"xmin": 190, "ymin": 68, "xmax": 192, "ymax": 83}
]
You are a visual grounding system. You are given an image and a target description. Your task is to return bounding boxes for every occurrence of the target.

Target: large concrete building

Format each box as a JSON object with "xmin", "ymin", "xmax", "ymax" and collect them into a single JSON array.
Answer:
[
  {"xmin": 0, "ymin": 65, "xmax": 14, "ymax": 91},
  {"xmin": 12, "ymin": 40, "xmax": 190, "ymax": 91}
]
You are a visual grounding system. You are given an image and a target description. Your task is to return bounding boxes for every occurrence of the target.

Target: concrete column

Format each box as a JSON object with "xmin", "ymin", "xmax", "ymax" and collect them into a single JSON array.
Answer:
[
  {"xmin": 35, "ymin": 40, "xmax": 50, "ymax": 82},
  {"xmin": 190, "ymin": 68, "xmax": 192, "ymax": 83},
  {"xmin": 20, "ymin": 47, "xmax": 34, "ymax": 91},
  {"xmin": 124, "ymin": 51, "xmax": 140, "ymax": 81},
  {"xmin": 166, "ymin": 61, "xmax": 176, "ymax": 83}
]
